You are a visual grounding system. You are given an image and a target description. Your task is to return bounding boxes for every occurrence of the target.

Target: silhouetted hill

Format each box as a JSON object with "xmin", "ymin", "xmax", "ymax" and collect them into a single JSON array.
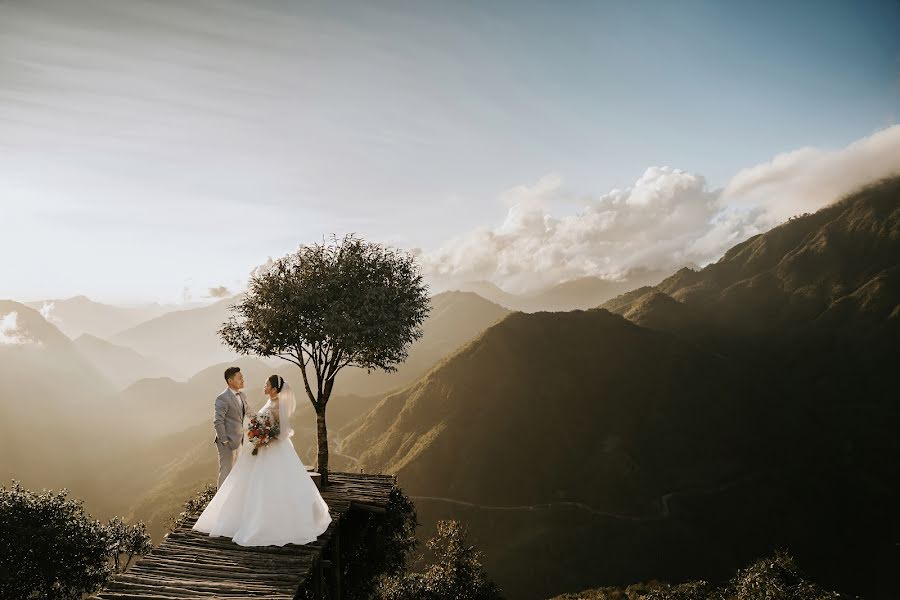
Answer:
[
  {"xmin": 334, "ymin": 291, "xmax": 510, "ymax": 396},
  {"xmin": 345, "ymin": 309, "xmax": 761, "ymax": 511},
  {"xmin": 617, "ymin": 290, "xmax": 705, "ymax": 337},
  {"xmin": 74, "ymin": 333, "xmax": 170, "ymax": 389},
  {"xmin": 24, "ymin": 295, "xmax": 173, "ymax": 339}
]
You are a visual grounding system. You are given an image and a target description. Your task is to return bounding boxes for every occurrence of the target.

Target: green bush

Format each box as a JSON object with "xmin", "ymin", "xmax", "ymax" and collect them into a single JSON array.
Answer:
[
  {"xmin": 554, "ymin": 549, "xmax": 851, "ymax": 600},
  {"xmin": 105, "ymin": 517, "xmax": 152, "ymax": 573},
  {"xmin": 167, "ymin": 483, "xmax": 217, "ymax": 531},
  {"xmin": 0, "ymin": 481, "xmax": 152, "ymax": 600},
  {"xmin": 377, "ymin": 519, "xmax": 503, "ymax": 600},
  {"xmin": 645, "ymin": 580, "xmax": 720, "ymax": 600},
  {"xmin": 726, "ymin": 549, "xmax": 842, "ymax": 600}
]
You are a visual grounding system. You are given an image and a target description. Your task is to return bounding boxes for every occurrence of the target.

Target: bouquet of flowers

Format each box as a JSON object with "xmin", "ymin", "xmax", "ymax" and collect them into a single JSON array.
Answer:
[{"xmin": 247, "ymin": 413, "xmax": 280, "ymax": 455}]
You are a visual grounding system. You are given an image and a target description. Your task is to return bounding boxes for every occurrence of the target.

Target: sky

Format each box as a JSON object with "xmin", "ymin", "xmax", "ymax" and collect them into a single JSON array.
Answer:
[{"xmin": 1, "ymin": 0, "xmax": 899, "ymax": 303}]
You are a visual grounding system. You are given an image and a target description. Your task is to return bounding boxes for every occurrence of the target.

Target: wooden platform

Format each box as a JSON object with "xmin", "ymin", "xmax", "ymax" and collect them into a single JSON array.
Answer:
[{"xmin": 92, "ymin": 472, "xmax": 395, "ymax": 600}]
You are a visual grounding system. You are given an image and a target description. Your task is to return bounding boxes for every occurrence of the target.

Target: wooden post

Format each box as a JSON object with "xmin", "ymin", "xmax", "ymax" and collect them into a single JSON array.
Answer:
[
  {"xmin": 331, "ymin": 529, "xmax": 342, "ymax": 600},
  {"xmin": 314, "ymin": 557, "xmax": 324, "ymax": 599}
]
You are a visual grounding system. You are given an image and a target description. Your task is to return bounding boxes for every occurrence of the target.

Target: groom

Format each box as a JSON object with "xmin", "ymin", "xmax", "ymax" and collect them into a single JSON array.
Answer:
[{"xmin": 213, "ymin": 366, "xmax": 249, "ymax": 488}]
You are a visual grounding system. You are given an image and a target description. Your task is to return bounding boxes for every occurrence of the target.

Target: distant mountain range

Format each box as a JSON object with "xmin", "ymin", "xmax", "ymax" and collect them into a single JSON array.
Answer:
[
  {"xmin": 340, "ymin": 177, "xmax": 900, "ymax": 600},
  {"xmin": 74, "ymin": 334, "xmax": 170, "ymax": 389},
  {"xmin": 24, "ymin": 295, "xmax": 174, "ymax": 340},
  {"xmin": 111, "ymin": 296, "xmax": 245, "ymax": 379},
  {"xmin": 107, "ymin": 290, "xmax": 510, "ymax": 390},
  {"xmin": 457, "ymin": 267, "xmax": 674, "ymax": 312},
  {"xmin": 0, "ymin": 300, "xmax": 114, "ymax": 489}
]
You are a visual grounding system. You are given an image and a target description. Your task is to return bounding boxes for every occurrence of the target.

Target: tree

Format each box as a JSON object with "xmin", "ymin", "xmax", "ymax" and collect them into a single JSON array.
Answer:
[
  {"xmin": 105, "ymin": 517, "xmax": 152, "ymax": 573},
  {"xmin": 220, "ymin": 234, "xmax": 430, "ymax": 485},
  {"xmin": 0, "ymin": 482, "xmax": 152, "ymax": 600},
  {"xmin": 376, "ymin": 520, "xmax": 503, "ymax": 600}
]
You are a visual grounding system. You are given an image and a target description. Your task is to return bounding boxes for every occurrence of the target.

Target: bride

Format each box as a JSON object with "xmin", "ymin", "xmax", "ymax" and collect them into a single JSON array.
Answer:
[{"xmin": 193, "ymin": 375, "xmax": 332, "ymax": 546}]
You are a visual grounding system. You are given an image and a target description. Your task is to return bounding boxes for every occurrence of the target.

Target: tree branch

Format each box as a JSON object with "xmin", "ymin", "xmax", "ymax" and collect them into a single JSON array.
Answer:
[{"xmin": 296, "ymin": 345, "xmax": 317, "ymax": 408}]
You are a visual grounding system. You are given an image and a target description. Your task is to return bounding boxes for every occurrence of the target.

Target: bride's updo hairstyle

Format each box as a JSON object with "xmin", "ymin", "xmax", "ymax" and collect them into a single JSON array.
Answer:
[{"xmin": 268, "ymin": 374, "xmax": 284, "ymax": 393}]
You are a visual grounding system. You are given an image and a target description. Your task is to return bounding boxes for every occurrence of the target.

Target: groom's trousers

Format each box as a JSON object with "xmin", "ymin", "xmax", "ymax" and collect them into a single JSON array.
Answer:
[{"xmin": 216, "ymin": 441, "xmax": 240, "ymax": 488}]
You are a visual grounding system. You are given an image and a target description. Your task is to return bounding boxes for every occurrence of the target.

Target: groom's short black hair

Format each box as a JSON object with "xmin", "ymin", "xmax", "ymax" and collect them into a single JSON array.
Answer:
[{"xmin": 224, "ymin": 366, "xmax": 241, "ymax": 382}]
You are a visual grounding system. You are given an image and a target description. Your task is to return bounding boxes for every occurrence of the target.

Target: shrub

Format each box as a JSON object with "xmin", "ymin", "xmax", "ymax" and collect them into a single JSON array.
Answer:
[
  {"xmin": 726, "ymin": 549, "xmax": 842, "ymax": 600},
  {"xmin": 167, "ymin": 484, "xmax": 217, "ymax": 532},
  {"xmin": 377, "ymin": 519, "xmax": 503, "ymax": 600},
  {"xmin": 0, "ymin": 481, "xmax": 111, "ymax": 600}
]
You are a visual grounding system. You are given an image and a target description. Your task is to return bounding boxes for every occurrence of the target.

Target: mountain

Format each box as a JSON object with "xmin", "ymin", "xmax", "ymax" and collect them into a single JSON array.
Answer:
[
  {"xmin": 458, "ymin": 268, "xmax": 672, "ymax": 312},
  {"xmin": 454, "ymin": 280, "xmax": 526, "ymax": 310},
  {"xmin": 24, "ymin": 295, "xmax": 173, "ymax": 339},
  {"xmin": 333, "ymin": 291, "xmax": 511, "ymax": 397},
  {"xmin": 341, "ymin": 309, "xmax": 776, "ymax": 598},
  {"xmin": 344, "ymin": 309, "xmax": 760, "ymax": 510},
  {"xmin": 0, "ymin": 300, "xmax": 116, "ymax": 488},
  {"xmin": 341, "ymin": 178, "xmax": 900, "ymax": 600},
  {"xmin": 74, "ymin": 334, "xmax": 171, "ymax": 389},
  {"xmin": 602, "ymin": 175, "xmax": 900, "ymax": 396},
  {"xmin": 527, "ymin": 268, "xmax": 672, "ymax": 311},
  {"xmin": 613, "ymin": 177, "xmax": 899, "ymax": 333},
  {"xmin": 111, "ymin": 296, "xmax": 244, "ymax": 379}
]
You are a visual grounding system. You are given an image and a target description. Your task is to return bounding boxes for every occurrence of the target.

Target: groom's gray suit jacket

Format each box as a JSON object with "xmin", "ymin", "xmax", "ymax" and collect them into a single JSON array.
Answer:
[{"xmin": 214, "ymin": 388, "xmax": 248, "ymax": 450}]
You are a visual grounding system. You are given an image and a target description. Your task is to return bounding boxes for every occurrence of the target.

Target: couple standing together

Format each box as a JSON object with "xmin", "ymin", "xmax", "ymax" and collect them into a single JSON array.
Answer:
[{"xmin": 192, "ymin": 366, "xmax": 332, "ymax": 546}]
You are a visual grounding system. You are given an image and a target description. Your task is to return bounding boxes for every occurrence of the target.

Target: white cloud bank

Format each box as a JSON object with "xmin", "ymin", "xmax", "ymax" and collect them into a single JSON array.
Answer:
[
  {"xmin": 0, "ymin": 312, "xmax": 27, "ymax": 345},
  {"xmin": 423, "ymin": 125, "xmax": 900, "ymax": 293}
]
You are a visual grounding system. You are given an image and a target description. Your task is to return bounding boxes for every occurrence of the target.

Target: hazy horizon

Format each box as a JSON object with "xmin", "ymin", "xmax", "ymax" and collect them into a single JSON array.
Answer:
[{"xmin": 2, "ymin": 0, "xmax": 899, "ymax": 304}]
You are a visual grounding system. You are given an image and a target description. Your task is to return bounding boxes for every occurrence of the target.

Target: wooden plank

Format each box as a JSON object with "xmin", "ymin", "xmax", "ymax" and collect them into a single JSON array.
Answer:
[{"xmin": 95, "ymin": 472, "xmax": 395, "ymax": 600}]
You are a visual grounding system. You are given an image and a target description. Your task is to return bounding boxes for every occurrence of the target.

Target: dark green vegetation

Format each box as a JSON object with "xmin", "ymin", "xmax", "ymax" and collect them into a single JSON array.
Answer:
[
  {"xmin": 551, "ymin": 550, "xmax": 849, "ymax": 600},
  {"xmin": 0, "ymin": 482, "xmax": 151, "ymax": 600},
  {"xmin": 377, "ymin": 519, "xmax": 503, "ymax": 600},
  {"xmin": 343, "ymin": 177, "xmax": 900, "ymax": 599}
]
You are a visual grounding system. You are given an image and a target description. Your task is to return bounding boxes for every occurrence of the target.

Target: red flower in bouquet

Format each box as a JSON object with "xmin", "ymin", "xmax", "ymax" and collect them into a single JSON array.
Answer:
[{"xmin": 247, "ymin": 413, "xmax": 280, "ymax": 455}]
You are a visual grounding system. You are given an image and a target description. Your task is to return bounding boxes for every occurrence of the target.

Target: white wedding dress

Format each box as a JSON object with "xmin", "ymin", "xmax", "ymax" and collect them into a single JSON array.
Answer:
[{"xmin": 192, "ymin": 388, "xmax": 332, "ymax": 546}]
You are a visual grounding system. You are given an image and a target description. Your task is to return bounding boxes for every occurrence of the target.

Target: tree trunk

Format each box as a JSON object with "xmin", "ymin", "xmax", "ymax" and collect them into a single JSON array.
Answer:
[{"xmin": 316, "ymin": 405, "xmax": 329, "ymax": 486}]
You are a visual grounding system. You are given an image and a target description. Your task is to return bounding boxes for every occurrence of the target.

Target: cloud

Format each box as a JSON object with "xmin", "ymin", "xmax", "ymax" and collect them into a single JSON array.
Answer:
[
  {"xmin": 424, "ymin": 126, "xmax": 900, "ymax": 293},
  {"xmin": 0, "ymin": 312, "xmax": 27, "ymax": 345},
  {"xmin": 250, "ymin": 257, "xmax": 276, "ymax": 280},
  {"xmin": 208, "ymin": 286, "xmax": 232, "ymax": 299},
  {"xmin": 722, "ymin": 124, "xmax": 900, "ymax": 222},
  {"xmin": 423, "ymin": 166, "xmax": 725, "ymax": 292},
  {"xmin": 38, "ymin": 301, "xmax": 61, "ymax": 325}
]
